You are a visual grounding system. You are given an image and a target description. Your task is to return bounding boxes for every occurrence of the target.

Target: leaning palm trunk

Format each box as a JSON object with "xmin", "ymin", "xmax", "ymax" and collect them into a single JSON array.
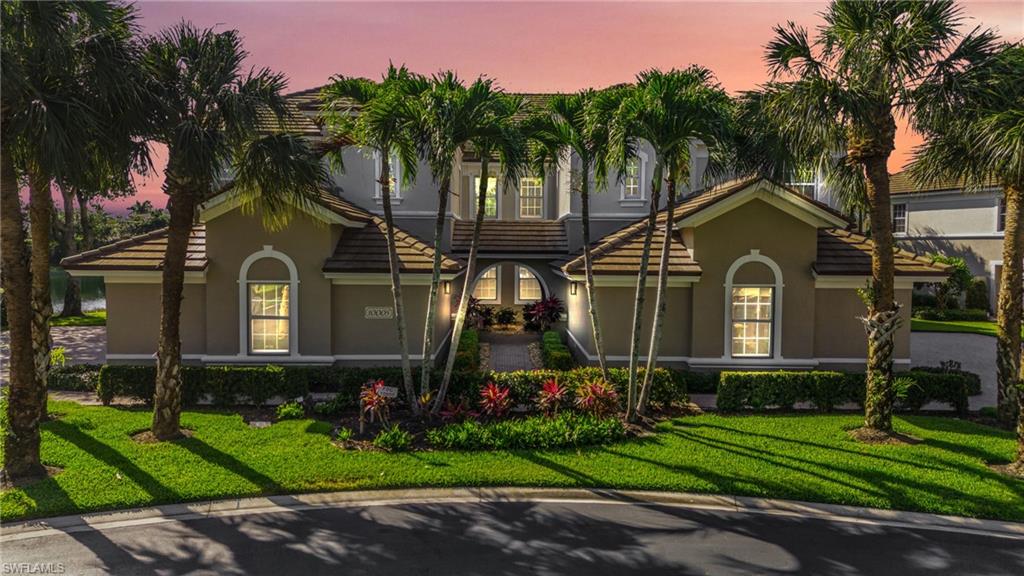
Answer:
[
  {"xmin": 626, "ymin": 162, "xmax": 663, "ymax": 422},
  {"xmin": 637, "ymin": 177, "xmax": 677, "ymax": 416},
  {"xmin": 152, "ymin": 185, "xmax": 195, "ymax": 440},
  {"xmin": 861, "ymin": 155, "xmax": 899, "ymax": 432},
  {"xmin": 435, "ymin": 159, "xmax": 490, "ymax": 412},
  {"xmin": 1, "ymin": 148, "xmax": 46, "ymax": 481},
  {"xmin": 27, "ymin": 170, "xmax": 53, "ymax": 418},
  {"xmin": 60, "ymin": 186, "xmax": 83, "ymax": 317},
  {"xmin": 580, "ymin": 171, "xmax": 609, "ymax": 380},
  {"xmin": 997, "ymin": 185, "xmax": 1024, "ymax": 426},
  {"xmin": 378, "ymin": 160, "xmax": 418, "ymax": 414},
  {"xmin": 419, "ymin": 176, "xmax": 451, "ymax": 395}
]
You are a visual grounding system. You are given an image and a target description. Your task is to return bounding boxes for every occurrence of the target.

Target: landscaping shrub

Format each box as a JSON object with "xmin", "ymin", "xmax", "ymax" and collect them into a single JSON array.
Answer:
[
  {"xmin": 48, "ymin": 364, "xmax": 102, "ymax": 392},
  {"xmin": 964, "ymin": 278, "xmax": 990, "ymax": 312},
  {"xmin": 483, "ymin": 367, "xmax": 684, "ymax": 408},
  {"xmin": 275, "ymin": 402, "xmax": 305, "ymax": 420},
  {"xmin": 541, "ymin": 331, "xmax": 574, "ymax": 370},
  {"xmin": 478, "ymin": 382, "xmax": 512, "ymax": 419},
  {"xmin": 426, "ymin": 412, "xmax": 626, "ymax": 450},
  {"xmin": 717, "ymin": 369, "xmax": 981, "ymax": 414},
  {"xmin": 912, "ymin": 307, "xmax": 989, "ymax": 321},
  {"xmin": 495, "ymin": 307, "xmax": 517, "ymax": 327},
  {"xmin": 453, "ymin": 329, "xmax": 480, "ymax": 374},
  {"xmin": 535, "ymin": 379, "xmax": 567, "ymax": 415},
  {"xmin": 574, "ymin": 379, "xmax": 620, "ymax": 417},
  {"xmin": 523, "ymin": 296, "xmax": 565, "ymax": 332},
  {"xmin": 373, "ymin": 424, "xmax": 413, "ymax": 451},
  {"xmin": 674, "ymin": 370, "xmax": 719, "ymax": 394}
]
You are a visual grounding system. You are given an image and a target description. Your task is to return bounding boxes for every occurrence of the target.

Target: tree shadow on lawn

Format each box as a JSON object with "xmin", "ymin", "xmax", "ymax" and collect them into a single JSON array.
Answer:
[{"xmin": 175, "ymin": 436, "xmax": 281, "ymax": 492}]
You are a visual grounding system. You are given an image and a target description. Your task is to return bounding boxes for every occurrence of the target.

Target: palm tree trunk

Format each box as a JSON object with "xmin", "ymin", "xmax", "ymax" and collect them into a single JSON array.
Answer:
[
  {"xmin": 626, "ymin": 160, "xmax": 663, "ymax": 422},
  {"xmin": 435, "ymin": 158, "xmax": 489, "ymax": 412},
  {"xmin": 59, "ymin": 185, "xmax": 82, "ymax": 317},
  {"xmin": 997, "ymin": 184, "xmax": 1023, "ymax": 427},
  {"xmin": 1, "ymin": 146, "xmax": 46, "ymax": 481},
  {"xmin": 637, "ymin": 176, "xmax": 677, "ymax": 416},
  {"xmin": 378, "ymin": 158, "xmax": 418, "ymax": 414},
  {"xmin": 27, "ymin": 169, "xmax": 53, "ymax": 419},
  {"xmin": 152, "ymin": 188, "xmax": 195, "ymax": 440},
  {"xmin": 861, "ymin": 155, "xmax": 899, "ymax": 433},
  {"xmin": 76, "ymin": 191, "xmax": 93, "ymax": 251},
  {"xmin": 420, "ymin": 176, "xmax": 451, "ymax": 395},
  {"xmin": 580, "ymin": 165, "xmax": 609, "ymax": 380}
]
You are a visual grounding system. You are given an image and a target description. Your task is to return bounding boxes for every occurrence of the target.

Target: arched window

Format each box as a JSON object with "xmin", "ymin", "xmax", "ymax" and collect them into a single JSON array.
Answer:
[
  {"xmin": 238, "ymin": 246, "xmax": 299, "ymax": 356},
  {"xmin": 515, "ymin": 266, "xmax": 543, "ymax": 303},
  {"xmin": 473, "ymin": 266, "xmax": 499, "ymax": 302},
  {"xmin": 723, "ymin": 250, "xmax": 783, "ymax": 359}
]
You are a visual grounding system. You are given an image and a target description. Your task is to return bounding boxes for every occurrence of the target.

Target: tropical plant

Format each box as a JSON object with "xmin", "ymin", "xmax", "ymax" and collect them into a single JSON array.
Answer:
[
  {"xmin": 495, "ymin": 307, "xmax": 517, "ymax": 327},
  {"xmin": 275, "ymin": 402, "xmax": 305, "ymax": 421},
  {"xmin": 522, "ymin": 296, "xmax": 565, "ymax": 332},
  {"xmin": 535, "ymin": 379, "xmax": 567, "ymax": 416},
  {"xmin": 439, "ymin": 398, "xmax": 477, "ymax": 423},
  {"xmin": 1, "ymin": 0, "xmax": 147, "ymax": 480},
  {"xmin": 926, "ymin": 255, "xmax": 972, "ymax": 311},
  {"xmin": 600, "ymin": 68, "xmax": 733, "ymax": 420},
  {"xmin": 574, "ymin": 379, "xmax": 620, "ymax": 418},
  {"xmin": 142, "ymin": 23, "xmax": 326, "ymax": 440},
  {"xmin": 478, "ymin": 382, "xmax": 512, "ymax": 420},
  {"xmin": 360, "ymin": 379, "xmax": 393, "ymax": 426},
  {"xmin": 321, "ymin": 66, "xmax": 427, "ymax": 415},
  {"xmin": 910, "ymin": 40, "xmax": 1023, "ymax": 438},
  {"xmin": 373, "ymin": 424, "xmax": 413, "ymax": 451},
  {"xmin": 755, "ymin": 0, "xmax": 982, "ymax": 434}
]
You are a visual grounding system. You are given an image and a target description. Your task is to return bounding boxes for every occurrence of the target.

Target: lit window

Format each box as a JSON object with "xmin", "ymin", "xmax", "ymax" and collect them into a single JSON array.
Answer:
[
  {"xmin": 622, "ymin": 158, "xmax": 642, "ymax": 200},
  {"xmin": 516, "ymin": 266, "xmax": 542, "ymax": 302},
  {"xmin": 998, "ymin": 198, "xmax": 1006, "ymax": 232},
  {"xmin": 730, "ymin": 286, "xmax": 773, "ymax": 357},
  {"xmin": 787, "ymin": 168, "xmax": 817, "ymax": 197},
  {"xmin": 473, "ymin": 176, "xmax": 498, "ymax": 218},
  {"xmin": 519, "ymin": 177, "xmax": 543, "ymax": 218},
  {"xmin": 375, "ymin": 152, "xmax": 402, "ymax": 199},
  {"xmin": 250, "ymin": 283, "xmax": 290, "ymax": 354},
  {"xmin": 473, "ymin": 267, "xmax": 498, "ymax": 301},
  {"xmin": 892, "ymin": 203, "xmax": 907, "ymax": 234}
]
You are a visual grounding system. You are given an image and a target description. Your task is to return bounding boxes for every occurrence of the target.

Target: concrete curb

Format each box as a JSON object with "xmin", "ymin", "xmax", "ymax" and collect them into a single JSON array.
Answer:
[{"xmin": 2, "ymin": 487, "xmax": 1023, "ymax": 542}]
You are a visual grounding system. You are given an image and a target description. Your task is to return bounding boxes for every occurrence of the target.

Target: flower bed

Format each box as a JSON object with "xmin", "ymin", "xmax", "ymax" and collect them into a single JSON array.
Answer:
[{"xmin": 427, "ymin": 412, "xmax": 627, "ymax": 450}]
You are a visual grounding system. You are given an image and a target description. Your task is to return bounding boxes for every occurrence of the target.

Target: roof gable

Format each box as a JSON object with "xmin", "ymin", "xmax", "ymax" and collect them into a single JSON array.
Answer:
[
  {"xmin": 676, "ymin": 178, "xmax": 849, "ymax": 229},
  {"xmin": 199, "ymin": 188, "xmax": 370, "ymax": 228}
]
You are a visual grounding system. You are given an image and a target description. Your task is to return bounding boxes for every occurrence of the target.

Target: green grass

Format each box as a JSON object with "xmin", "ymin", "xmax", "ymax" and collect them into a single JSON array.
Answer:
[
  {"xmin": 50, "ymin": 310, "xmax": 106, "ymax": 327},
  {"xmin": 911, "ymin": 318, "xmax": 1001, "ymax": 337},
  {"xmin": 1, "ymin": 401, "xmax": 1021, "ymax": 522}
]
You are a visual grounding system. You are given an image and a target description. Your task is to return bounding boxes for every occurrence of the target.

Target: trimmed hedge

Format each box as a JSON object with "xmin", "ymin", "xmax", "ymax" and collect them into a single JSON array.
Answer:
[
  {"xmin": 48, "ymin": 364, "xmax": 102, "ymax": 392},
  {"xmin": 453, "ymin": 329, "xmax": 480, "ymax": 373},
  {"xmin": 426, "ymin": 412, "xmax": 627, "ymax": 450},
  {"xmin": 912, "ymin": 307, "xmax": 989, "ymax": 321},
  {"xmin": 717, "ymin": 369, "xmax": 981, "ymax": 415},
  {"xmin": 541, "ymin": 331, "xmax": 573, "ymax": 370}
]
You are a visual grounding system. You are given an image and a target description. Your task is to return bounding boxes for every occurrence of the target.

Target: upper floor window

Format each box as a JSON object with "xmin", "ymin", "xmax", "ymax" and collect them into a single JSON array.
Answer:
[
  {"xmin": 519, "ymin": 177, "xmax": 543, "ymax": 218},
  {"xmin": 621, "ymin": 157, "xmax": 644, "ymax": 201},
  {"xmin": 516, "ymin": 266, "xmax": 542, "ymax": 302},
  {"xmin": 892, "ymin": 203, "xmax": 907, "ymax": 234},
  {"xmin": 473, "ymin": 266, "xmax": 499, "ymax": 301},
  {"xmin": 250, "ymin": 283, "xmax": 290, "ymax": 354},
  {"xmin": 730, "ymin": 286, "xmax": 773, "ymax": 358},
  {"xmin": 374, "ymin": 152, "xmax": 402, "ymax": 200},
  {"xmin": 787, "ymin": 167, "xmax": 817, "ymax": 197},
  {"xmin": 998, "ymin": 197, "xmax": 1006, "ymax": 232},
  {"xmin": 472, "ymin": 176, "xmax": 498, "ymax": 218}
]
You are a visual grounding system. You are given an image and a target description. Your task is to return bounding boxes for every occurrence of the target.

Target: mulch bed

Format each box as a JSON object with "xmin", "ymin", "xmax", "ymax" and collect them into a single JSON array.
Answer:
[
  {"xmin": 132, "ymin": 428, "xmax": 195, "ymax": 444},
  {"xmin": 989, "ymin": 462, "xmax": 1024, "ymax": 480},
  {"xmin": 1, "ymin": 465, "xmax": 63, "ymax": 489},
  {"xmin": 848, "ymin": 427, "xmax": 922, "ymax": 445}
]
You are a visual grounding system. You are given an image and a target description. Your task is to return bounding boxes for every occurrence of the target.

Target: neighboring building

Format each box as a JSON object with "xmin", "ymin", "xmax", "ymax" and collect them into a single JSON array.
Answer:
[
  {"xmin": 62, "ymin": 89, "xmax": 948, "ymax": 369},
  {"xmin": 888, "ymin": 171, "xmax": 1004, "ymax": 311}
]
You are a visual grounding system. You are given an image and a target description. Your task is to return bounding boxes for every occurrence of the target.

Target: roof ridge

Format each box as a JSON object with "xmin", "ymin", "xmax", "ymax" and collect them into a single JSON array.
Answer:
[{"xmin": 60, "ymin": 226, "xmax": 174, "ymax": 265}]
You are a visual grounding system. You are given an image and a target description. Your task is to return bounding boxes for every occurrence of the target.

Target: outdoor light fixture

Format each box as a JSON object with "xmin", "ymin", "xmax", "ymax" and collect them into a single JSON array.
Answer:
[
  {"xmin": 570, "ymin": 282, "xmax": 578, "ymax": 296},
  {"xmin": 443, "ymin": 280, "xmax": 451, "ymax": 294}
]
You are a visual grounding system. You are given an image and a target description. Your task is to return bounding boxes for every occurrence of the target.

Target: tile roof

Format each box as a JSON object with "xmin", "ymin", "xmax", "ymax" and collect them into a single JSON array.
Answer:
[
  {"xmin": 255, "ymin": 102, "xmax": 322, "ymax": 137},
  {"xmin": 324, "ymin": 218, "xmax": 462, "ymax": 274},
  {"xmin": 889, "ymin": 170, "xmax": 999, "ymax": 195},
  {"xmin": 814, "ymin": 228, "xmax": 949, "ymax": 277},
  {"xmin": 451, "ymin": 219, "xmax": 568, "ymax": 255},
  {"xmin": 61, "ymin": 226, "xmax": 207, "ymax": 271}
]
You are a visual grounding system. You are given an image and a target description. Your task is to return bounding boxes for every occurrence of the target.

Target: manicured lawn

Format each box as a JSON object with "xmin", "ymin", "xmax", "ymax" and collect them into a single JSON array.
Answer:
[
  {"xmin": 1, "ymin": 401, "xmax": 1021, "ymax": 522},
  {"xmin": 50, "ymin": 310, "xmax": 106, "ymax": 327},
  {"xmin": 911, "ymin": 318, "xmax": 1000, "ymax": 337}
]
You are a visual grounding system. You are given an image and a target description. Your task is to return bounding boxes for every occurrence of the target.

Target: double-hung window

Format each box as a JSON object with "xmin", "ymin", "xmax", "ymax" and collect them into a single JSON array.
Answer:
[
  {"xmin": 249, "ymin": 283, "xmax": 290, "ymax": 354},
  {"xmin": 998, "ymin": 198, "xmax": 1006, "ymax": 232},
  {"xmin": 472, "ymin": 176, "xmax": 498, "ymax": 218},
  {"xmin": 730, "ymin": 286, "xmax": 773, "ymax": 357},
  {"xmin": 473, "ymin": 267, "xmax": 498, "ymax": 301},
  {"xmin": 519, "ymin": 177, "xmax": 543, "ymax": 218},
  {"xmin": 892, "ymin": 203, "xmax": 907, "ymax": 234},
  {"xmin": 516, "ymin": 266, "xmax": 542, "ymax": 302},
  {"xmin": 622, "ymin": 158, "xmax": 642, "ymax": 200}
]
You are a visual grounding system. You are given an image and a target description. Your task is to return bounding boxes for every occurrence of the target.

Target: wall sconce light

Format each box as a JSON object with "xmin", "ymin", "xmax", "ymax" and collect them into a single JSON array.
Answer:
[
  {"xmin": 570, "ymin": 282, "xmax": 578, "ymax": 296},
  {"xmin": 443, "ymin": 281, "xmax": 451, "ymax": 295}
]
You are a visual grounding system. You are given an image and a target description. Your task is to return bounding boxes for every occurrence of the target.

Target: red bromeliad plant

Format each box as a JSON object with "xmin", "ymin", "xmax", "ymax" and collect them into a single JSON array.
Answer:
[
  {"xmin": 360, "ymin": 379, "xmax": 392, "ymax": 425},
  {"xmin": 479, "ymin": 381, "xmax": 512, "ymax": 419},
  {"xmin": 535, "ymin": 379, "xmax": 567, "ymax": 416},
  {"xmin": 439, "ymin": 398, "xmax": 477, "ymax": 423},
  {"xmin": 574, "ymin": 379, "xmax": 619, "ymax": 418}
]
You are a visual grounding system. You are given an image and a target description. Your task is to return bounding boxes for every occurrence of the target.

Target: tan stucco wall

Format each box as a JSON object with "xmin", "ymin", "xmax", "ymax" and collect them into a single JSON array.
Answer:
[
  {"xmin": 331, "ymin": 283, "xmax": 448, "ymax": 357},
  {"xmin": 204, "ymin": 207, "xmax": 340, "ymax": 356},
  {"xmin": 814, "ymin": 287, "xmax": 912, "ymax": 360},
  {"xmin": 567, "ymin": 285, "xmax": 692, "ymax": 359},
  {"xmin": 689, "ymin": 198, "xmax": 818, "ymax": 359},
  {"xmin": 106, "ymin": 283, "xmax": 206, "ymax": 356}
]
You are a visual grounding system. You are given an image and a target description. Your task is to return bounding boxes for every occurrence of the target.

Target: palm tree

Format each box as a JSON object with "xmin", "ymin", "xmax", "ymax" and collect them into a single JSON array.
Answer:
[
  {"xmin": 321, "ymin": 66, "xmax": 428, "ymax": 414},
  {"xmin": 757, "ymin": 0, "xmax": 976, "ymax": 435},
  {"xmin": 527, "ymin": 90, "xmax": 611, "ymax": 380},
  {"xmin": 1, "ymin": 0, "xmax": 145, "ymax": 481},
  {"xmin": 143, "ymin": 23, "xmax": 327, "ymax": 440},
  {"xmin": 910, "ymin": 42, "xmax": 1023, "ymax": 439},
  {"xmin": 433, "ymin": 89, "xmax": 529, "ymax": 411}
]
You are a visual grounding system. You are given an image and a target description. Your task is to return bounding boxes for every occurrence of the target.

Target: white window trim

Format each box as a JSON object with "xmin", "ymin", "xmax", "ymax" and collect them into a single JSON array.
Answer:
[
  {"xmin": 723, "ymin": 250, "xmax": 784, "ymax": 360},
  {"xmin": 472, "ymin": 265, "xmax": 501, "ymax": 303},
  {"xmin": 467, "ymin": 171, "xmax": 501, "ymax": 219},
  {"xmin": 997, "ymin": 197, "xmax": 1006, "ymax": 233},
  {"xmin": 892, "ymin": 202, "xmax": 908, "ymax": 236},
  {"xmin": 517, "ymin": 176, "xmax": 545, "ymax": 219},
  {"xmin": 238, "ymin": 246, "xmax": 299, "ymax": 357},
  {"xmin": 514, "ymin": 265, "xmax": 546, "ymax": 304},
  {"xmin": 619, "ymin": 151, "xmax": 648, "ymax": 204},
  {"xmin": 373, "ymin": 151, "xmax": 404, "ymax": 204}
]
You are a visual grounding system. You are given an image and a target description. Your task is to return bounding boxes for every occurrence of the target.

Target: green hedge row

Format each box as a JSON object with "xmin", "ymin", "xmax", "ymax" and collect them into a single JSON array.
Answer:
[
  {"xmin": 912, "ymin": 307, "xmax": 990, "ymax": 321},
  {"xmin": 48, "ymin": 364, "xmax": 102, "ymax": 392},
  {"xmin": 541, "ymin": 331, "xmax": 574, "ymax": 370},
  {"xmin": 454, "ymin": 329, "xmax": 479, "ymax": 373},
  {"xmin": 426, "ymin": 413, "xmax": 627, "ymax": 450},
  {"xmin": 486, "ymin": 367, "xmax": 685, "ymax": 408},
  {"xmin": 717, "ymin": 369, "xmax": 981, "ymax": 415}
]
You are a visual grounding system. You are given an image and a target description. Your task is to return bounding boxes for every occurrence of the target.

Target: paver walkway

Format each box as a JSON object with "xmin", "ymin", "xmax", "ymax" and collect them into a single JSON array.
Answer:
[
  {"xmin": 480, "ymin": 331, "xmax": 539, "ymax": 372},
  {"xmin": 1, "ymin": 326, "xmax": 106, "ymax": 385}
]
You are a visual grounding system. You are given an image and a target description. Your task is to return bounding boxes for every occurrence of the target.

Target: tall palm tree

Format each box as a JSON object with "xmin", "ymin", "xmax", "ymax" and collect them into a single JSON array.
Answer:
[
  {"xmin": 757, "ymin": 0, "xmax": 975, "ymax": 434},
  {"xmin": 321, "ymin": 66, "xmax": 428, "ymax": 414},
  {"xmin": 433, "ymin": 89, "xmax": 529, "ymax": 411},
  {"xmin": 910, "ymin": 42, "xmax": 1023, "ymax": 438},
  {"xmin": 144, "ymin": 23, "xmax": 327, "ymax": 440},
  {"xmin": 1, "ymin": 0, "xmax": 145, "ymax": 481},
  {"xmin": 527, "ymin": 90, "xmax": 611, "ymax": 380}
]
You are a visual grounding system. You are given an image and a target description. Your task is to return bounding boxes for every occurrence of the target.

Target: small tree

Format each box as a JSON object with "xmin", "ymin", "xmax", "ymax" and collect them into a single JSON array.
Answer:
[{"xmin": 927, "ymin": 255, "xmax": 972, "ymax": 311}]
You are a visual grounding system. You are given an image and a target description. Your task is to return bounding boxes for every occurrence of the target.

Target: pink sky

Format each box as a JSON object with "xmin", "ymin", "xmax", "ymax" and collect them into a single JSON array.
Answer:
[{"xmin": 123, "ymin": 0, "xmax": 1023, "ymax": 210}]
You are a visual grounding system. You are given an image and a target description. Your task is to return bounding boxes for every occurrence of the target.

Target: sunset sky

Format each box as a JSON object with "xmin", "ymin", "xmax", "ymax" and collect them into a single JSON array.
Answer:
[{"xmin": 121, "ymin": 0, "xmax": 1023, "ymax": 210}]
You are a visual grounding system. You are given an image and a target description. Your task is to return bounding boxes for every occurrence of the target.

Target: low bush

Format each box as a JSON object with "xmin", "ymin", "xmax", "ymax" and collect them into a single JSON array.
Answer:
[
  {"xmin": 674, "ymin": 370, "xmax": 719, "ymax": 394},
  {"xmin": 478, "ymin": 381, "xmax": 512, "ymax": 419},
  {"xmin": 483, "ymin": 367, "xmax": 685, "ymax": 408},
  {"xmin": 965, "ymin": 278, "xmax": 990, "ymax": 312},
  {"xmin": 541, "ymin": 331, "xmax": 574, "ymax": 370},
  {"xmin": 453, "ymin": 329, "xmax": 480, "ymax": 374},
  {"xmin": 48, "ymin": 364, "xmax": 102, "ymax": 392},
  {"xmin": 574, "ymin": 379, "xmax": 620, "ymax": 417},
  {"xmin": 426, "ymin": 412, "xmax": 627, "ymax": 450},
  {"xmin": 912, "ymin": 307, "xmax": 989, "ymax": 321},
  {"xmin": 495, "ymin": 307, "xmax": 517, "ymax": 326},
  {"xmin": 717, "ymin": 369, "xmax": 981, "ymax": 415},
  {"xmin": 373, "ymin": 424, "xmax": 413, "ymax": 451},
  {"xmin": 275, "ymin": 402, "xmax": 305, "ymax": 420}
]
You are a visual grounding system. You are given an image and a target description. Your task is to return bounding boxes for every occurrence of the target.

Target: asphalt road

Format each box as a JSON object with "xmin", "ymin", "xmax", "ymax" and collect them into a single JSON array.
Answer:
[{"xmin": 3, "ymin": 499, "xmax": 1023, "ymax": 575}]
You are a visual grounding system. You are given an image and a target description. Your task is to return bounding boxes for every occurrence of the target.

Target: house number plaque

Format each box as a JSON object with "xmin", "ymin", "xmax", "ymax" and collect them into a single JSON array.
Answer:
[{"xmin": 364, "ymin": 306, "xmax": 394, "ymax": 320}]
